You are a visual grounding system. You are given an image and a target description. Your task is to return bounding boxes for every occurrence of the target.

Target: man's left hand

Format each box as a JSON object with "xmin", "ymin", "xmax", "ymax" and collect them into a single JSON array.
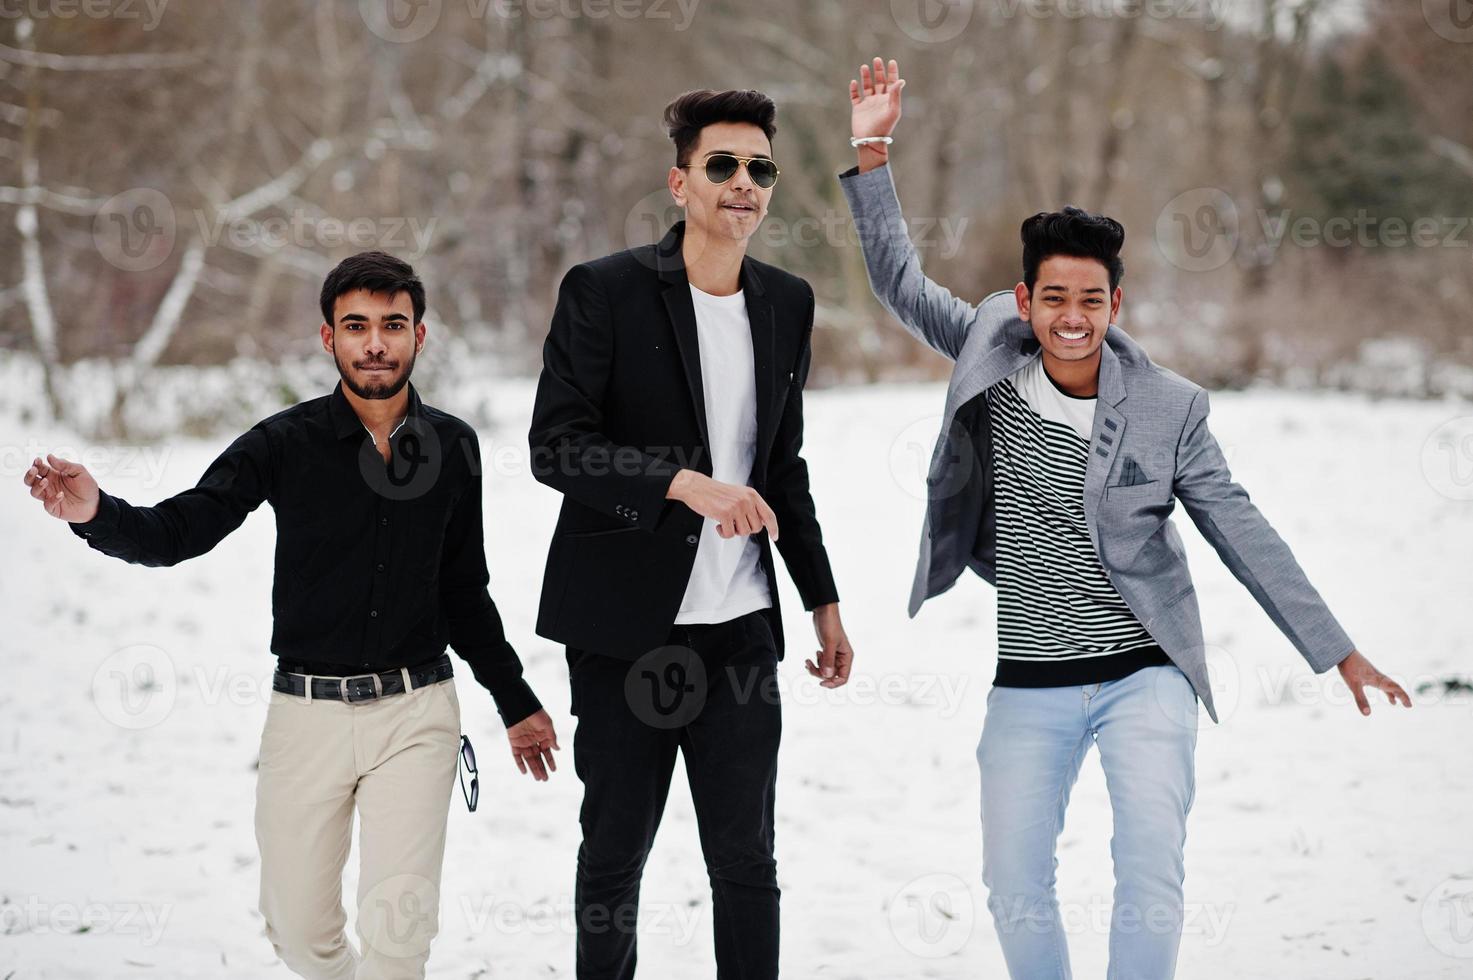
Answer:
[
  {"xmin": 805, "ymin": 603, "xmax": 854, "ymax": 689},
  {"xmin": 1335, "ymin": 649, "xmax": 1412, "ymax": 716}
]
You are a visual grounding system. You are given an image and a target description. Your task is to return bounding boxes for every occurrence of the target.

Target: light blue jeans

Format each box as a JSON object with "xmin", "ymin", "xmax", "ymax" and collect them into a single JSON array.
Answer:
[{"xmin": 977, "ymin": 664, "xmax": 1199, "ymax": 980}]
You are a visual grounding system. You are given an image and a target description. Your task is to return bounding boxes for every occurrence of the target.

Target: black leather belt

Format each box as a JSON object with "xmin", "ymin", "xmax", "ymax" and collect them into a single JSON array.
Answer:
[{"xmin": 272, "ymin": 654, "xmax": 454, "ymax": 703}]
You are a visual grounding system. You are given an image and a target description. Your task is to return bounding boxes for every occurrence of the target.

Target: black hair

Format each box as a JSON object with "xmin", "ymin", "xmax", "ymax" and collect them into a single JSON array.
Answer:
[
  {"xmin": 319, "ymin": 251, "xmax": 426, "ymax": 327},
  {"xmin": 1020, "ymin": 207, "xmax": 1126, "ymax": 294},
  {"xmin": 662, "ymin": 89, "xmax": 777, "ymax": 168}
]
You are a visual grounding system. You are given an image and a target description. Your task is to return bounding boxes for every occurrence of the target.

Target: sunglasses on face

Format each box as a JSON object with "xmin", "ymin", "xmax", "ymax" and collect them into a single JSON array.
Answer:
[{"xmin": 684, "ymin": 153, "xmax": 780, "ymax": 189}]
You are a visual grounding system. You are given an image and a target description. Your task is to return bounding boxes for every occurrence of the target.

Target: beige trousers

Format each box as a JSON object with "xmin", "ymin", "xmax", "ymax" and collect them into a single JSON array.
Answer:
[{"xmin": 254, "ymin": 674, "xmax": 461, "ymax": 980}]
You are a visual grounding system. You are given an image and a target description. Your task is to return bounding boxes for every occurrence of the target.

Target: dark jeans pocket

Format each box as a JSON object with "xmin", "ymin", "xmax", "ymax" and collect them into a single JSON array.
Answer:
[{"xmin": 744, "ymin": 610, "xmax": 778, "ymax": 660}]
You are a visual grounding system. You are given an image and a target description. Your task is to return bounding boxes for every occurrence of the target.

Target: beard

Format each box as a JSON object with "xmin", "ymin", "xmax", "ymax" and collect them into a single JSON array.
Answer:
[{"xmin": 336, "ymin": 346, "xmax": 415, "ymax": 400}]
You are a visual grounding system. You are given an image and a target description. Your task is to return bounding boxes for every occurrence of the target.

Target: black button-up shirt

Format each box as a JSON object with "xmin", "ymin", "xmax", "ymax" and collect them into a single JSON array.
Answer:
[{"xmin": 69, "ymin": 381, "xmax": 541, "ymax": 725}]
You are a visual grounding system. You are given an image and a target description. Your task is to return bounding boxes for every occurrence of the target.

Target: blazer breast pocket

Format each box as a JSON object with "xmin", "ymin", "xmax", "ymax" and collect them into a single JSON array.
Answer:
[{"xmin": 1105, "ymin": 479, "xmax": 1164, "ymax": 502}]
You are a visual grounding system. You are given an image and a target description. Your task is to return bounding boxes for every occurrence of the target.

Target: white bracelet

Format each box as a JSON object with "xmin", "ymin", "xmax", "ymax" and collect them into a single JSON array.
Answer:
[{"xmin": 850, "ymin": 136, "xmax": 894, "ymax": 148}]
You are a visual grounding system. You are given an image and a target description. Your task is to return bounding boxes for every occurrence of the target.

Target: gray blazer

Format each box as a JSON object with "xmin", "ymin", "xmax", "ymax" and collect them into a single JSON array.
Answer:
[{"xmin": 839, "ymin": 163, "xmax": 1354, "ymax": 724}]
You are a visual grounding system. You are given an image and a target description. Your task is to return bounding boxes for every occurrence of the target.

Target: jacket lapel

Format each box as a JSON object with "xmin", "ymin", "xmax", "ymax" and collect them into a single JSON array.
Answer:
[
  {"xmin": 943, "ymin": 312, "xmax": 1131, "ymax": 553},
  {"xmin": 1082, "ymin": 336, "xmax": 1129, "ymax": 552},
  {"xmin": 655, "ymin": 220, "xmax": 777, "ymax": 466},
  {"xmin": 949, "ymin": 339, "xmax": 1031, "ymax": 415},
  {"xmin": 656, "ymin": 222, "xmax": 711, "ymax": 453},
  {"xmin": 740, "ymin": 259, "xmax": 776, "ymax": 465}
]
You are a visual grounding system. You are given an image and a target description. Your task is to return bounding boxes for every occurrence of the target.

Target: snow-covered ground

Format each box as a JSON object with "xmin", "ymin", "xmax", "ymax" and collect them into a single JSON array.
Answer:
[{"xmin": 3, "ymin": 376, "xmax": 1470, "ymax": 979}]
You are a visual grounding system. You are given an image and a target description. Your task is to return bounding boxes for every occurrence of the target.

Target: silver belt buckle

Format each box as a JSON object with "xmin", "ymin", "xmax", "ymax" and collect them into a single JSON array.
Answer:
[{"xmin": 340, "ymin": 672, "xmax": 384, "ymax": 703}]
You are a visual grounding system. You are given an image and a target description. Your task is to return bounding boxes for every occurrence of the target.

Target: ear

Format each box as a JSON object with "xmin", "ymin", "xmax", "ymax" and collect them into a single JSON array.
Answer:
[
  {"xmin": 1110, "ymin": 286, "xmax": 1123, "ymax": 324},
  {"xmin": 319, "ymin": 322, "xmax": 333, "ymax": 353},
  {"xmin": 414, "ymin": 321, "xmax": 426, "ymax": 352},
  {"xmin": 668, "ymin": 165, "xmax": 687, "ymax": 208},
  {"xmin": 1014, "ymin": 282, "xmax": 1032, "ymax": 322}
]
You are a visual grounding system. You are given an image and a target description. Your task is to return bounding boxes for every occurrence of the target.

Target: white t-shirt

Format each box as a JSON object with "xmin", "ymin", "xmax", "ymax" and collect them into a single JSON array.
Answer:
[
  {"xmin": 674, "ymin": 284, "xmax": 774, "ymax": 624},
  {"xmin": 1012, "ymin": 353, "xmax": 1096, "ymax": 439}
]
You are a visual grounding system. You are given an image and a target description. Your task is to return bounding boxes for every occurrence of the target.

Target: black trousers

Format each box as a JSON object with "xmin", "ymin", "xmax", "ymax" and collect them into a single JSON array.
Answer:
[{"xmin": 568, "ymin": 609, "xmax": 782, "ymax": 980}]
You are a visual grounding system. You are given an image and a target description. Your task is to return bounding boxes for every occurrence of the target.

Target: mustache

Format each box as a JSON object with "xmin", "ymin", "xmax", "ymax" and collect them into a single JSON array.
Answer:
[{"xmin": 353, "ymin": 359, "xmax": 400, "ymax": 370}]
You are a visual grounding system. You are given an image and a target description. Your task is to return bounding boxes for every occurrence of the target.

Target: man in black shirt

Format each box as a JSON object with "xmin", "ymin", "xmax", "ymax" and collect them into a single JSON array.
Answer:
[{"xmin": 22, "ymin": 251, "xmax": 558, "ymax": 980}]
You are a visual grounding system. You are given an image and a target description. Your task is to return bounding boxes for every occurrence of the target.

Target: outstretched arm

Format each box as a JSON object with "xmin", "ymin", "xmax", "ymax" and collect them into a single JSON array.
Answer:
[
  {"xmin": 25, "ymin": 428, "xmax": 272, "ymax": 566},
  {"xmin": 1172, "ymin": 389, "xmax": 1410, "ymax": 715}
]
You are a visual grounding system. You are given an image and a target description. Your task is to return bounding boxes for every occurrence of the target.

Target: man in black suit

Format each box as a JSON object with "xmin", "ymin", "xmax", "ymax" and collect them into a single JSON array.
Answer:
[{"xmin": 528, "ymin": 89, "xmax": 855, "ymax": 979}]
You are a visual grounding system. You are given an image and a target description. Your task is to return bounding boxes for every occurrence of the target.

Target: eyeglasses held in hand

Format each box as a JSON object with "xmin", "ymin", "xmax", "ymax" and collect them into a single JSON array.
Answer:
[{"xmin": 459, "ymin": 734, "xmax": 478, "ymax": 812}]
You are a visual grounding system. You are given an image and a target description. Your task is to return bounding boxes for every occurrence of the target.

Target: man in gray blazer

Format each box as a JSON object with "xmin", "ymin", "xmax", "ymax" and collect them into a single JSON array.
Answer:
[{"xmin": 841, "ymin": 58, "xmax": 1411, "ymax": 979}]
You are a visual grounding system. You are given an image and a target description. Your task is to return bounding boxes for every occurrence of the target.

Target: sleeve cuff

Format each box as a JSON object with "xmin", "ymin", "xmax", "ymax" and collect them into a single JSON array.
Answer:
[
  {"xmin": 490, "ymin": 677, "xmax": 542, "ymax": 728},
  {"xmin": 837, "ymin": 161, "xmax": 902, "ymax": 231},
  {"xmin": 838, "ymin": 162, "xmax": 892, "ymax": 182},
  {"xmin": 633, "ymin": 458, "xmax": 682, "ymax": 532},
  {"xmin": 69, "ymin": 491, "xmax": 120, "ymax": 541},
  {"xmin": 794, "ymin": 551, "xmax": 840, "ymax": 612},
  {"xmin": 837, "ymin": 161, "xmax": 893, "ymax": 189},
  {"xmin": 1308, "ymin": 638, "xmax": 1356, "ymax": 675},
  {"xmin": 800, "ymin": 580, "xmax": 840, "ymax": 612}
]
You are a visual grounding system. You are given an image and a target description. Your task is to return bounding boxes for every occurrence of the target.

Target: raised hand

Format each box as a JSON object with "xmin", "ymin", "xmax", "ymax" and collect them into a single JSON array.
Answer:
[
  {"xmin": 850, "ymin": 56, "xmax": 906, "ymax": 141},
  {"xmin": 506, "ymin": 708, "xmax": 560, "ymax": 780},
  {"xmin": 23, "ymin": 454, "xmax": 100, "ymax": 523}
]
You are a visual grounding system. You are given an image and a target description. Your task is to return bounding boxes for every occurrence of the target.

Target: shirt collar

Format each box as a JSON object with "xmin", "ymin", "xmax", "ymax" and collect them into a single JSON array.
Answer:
[{"xmin": 328, "ymin": 379, "xmax": 422, "ymax": 442}]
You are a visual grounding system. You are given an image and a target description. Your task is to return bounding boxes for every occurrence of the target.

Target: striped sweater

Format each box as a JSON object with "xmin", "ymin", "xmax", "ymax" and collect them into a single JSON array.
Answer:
[{"xmin": 984, "ymin": 355, "xmax": 1171, "ymax": 687}]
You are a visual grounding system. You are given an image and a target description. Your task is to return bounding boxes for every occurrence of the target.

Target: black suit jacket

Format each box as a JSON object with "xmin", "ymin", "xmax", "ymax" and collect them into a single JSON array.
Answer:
[{"xmin": 528, "ymin": 220, "xmax": 839, "ymax": 659}]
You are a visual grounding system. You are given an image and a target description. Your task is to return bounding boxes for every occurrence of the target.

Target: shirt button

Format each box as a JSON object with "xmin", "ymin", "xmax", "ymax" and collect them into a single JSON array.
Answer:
[
  {"xmin": 376, "ymin": 563, "xmax": 385, "ymax": 572},
  {"xmin": 370, "ymin": 609, "xmax": 379, "ymax": 618},
  {"xmin": 380, "ymin": 517, "xmax": 388, "ymax": 526},
  {"xmin": 685, "ymin": 534, "xmax": 698, "ymax": 546}
]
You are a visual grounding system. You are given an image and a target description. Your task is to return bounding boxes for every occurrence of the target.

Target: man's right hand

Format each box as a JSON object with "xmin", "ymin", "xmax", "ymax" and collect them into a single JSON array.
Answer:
[
  {"xmin": 666, "ymin": 469, "xmax": 779, "ymax": 541},
  {"xmin": 24, "ymin": 454, "xmax": 100, "ymax": 523},
  {"xmin": 850, "ymin": 56, "xmax": 906, "ymax": 174}
]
